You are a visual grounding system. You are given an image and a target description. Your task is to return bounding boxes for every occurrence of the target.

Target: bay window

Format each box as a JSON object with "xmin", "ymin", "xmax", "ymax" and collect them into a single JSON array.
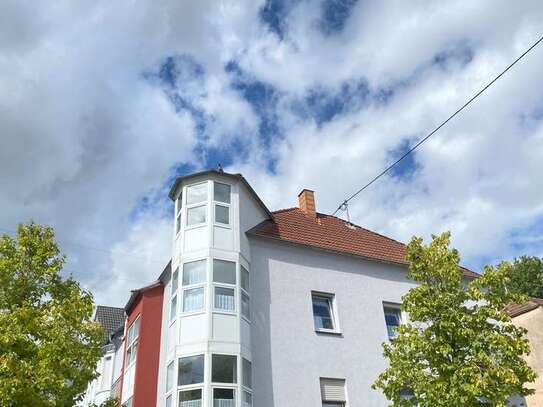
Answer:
[
  {"xmin": 212, "ymin": 354, "xmax": 237, "ymax": 384},
  {"xmin": 186, "ymin": 183, "xmax": 208, "ymax": 227},
  {"xmin": 179, "ymin": 389, "xmax": 202, "ymax": 407},
  {"xmin": 213, "ymin": 388, "xmax": 235, "ymax": 407},
  {"xmin": 125, "ymin": 317, "xmax": 140, "ymax": 366},
  {"xmin": 182, "ymin": 260, "xmax": 206, "ymax": 313},
  {"xmin": 213, "ymin": 259, "xmax": 236, "ymax": 312},
  {"xmin": 213, "ymin": 182, "xmax": 231, "ymax": 226},
  {"xmin": 178, "ymin": 355, "xmax": 204, "ymax": 386}
]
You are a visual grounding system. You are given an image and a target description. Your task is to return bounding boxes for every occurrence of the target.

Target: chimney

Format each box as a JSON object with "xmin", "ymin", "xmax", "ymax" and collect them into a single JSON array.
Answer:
[{"xmin": 298, "ymin": 189, "xmax": 316, "ymax": 218}]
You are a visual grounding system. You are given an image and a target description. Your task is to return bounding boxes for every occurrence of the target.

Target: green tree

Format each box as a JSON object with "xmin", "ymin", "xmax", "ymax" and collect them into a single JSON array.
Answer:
[
  {"xmin": 0, "ymin": 222, "xmax": 105, "ymax": 406},
  {"xmin": 373, "ymin": 232, "xmax": 536, "ymax": 407},
  {"xmin": 507, "ymin": 256, "xmax": 543, "ymax": 298}
]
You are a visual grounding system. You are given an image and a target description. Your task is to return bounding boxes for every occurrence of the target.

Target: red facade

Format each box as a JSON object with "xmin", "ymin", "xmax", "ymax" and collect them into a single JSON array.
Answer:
[{"xmin": 121, "ymin": 283, "xmax": 164, "ymax": 407}]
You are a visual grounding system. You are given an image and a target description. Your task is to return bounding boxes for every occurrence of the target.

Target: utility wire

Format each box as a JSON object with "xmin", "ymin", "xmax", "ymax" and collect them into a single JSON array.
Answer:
[{"xmin": 333, "ymin": 33, "xmax": 543, "ymax": 216}]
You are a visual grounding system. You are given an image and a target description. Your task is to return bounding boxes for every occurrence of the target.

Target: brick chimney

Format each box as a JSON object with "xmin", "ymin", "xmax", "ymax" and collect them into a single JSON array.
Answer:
[{"xmin": 298, "ymin": 189, "xmax": 316, "ymax": 218}]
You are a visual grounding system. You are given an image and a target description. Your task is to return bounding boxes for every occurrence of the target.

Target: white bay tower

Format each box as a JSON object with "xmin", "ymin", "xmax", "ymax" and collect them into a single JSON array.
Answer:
[{"xmin": 159, "ymin": 170, "xmax": 271, "ymax": 407}]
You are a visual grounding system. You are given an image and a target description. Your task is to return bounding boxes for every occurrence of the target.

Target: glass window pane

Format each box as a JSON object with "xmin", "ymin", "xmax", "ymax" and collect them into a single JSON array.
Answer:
[
  {"xmin": 172, "ymin": 268, "xmax": 179, "ymax": 292},
  {"xmin": 176, "ymin": 194, "xmax": 182, "ymax": 214},
  {"xmin": 183, "ymin": 288, "xmax": 204, "ymax": 312},
  {"xmin": 242, "ymin": 358, "xmax": 252, "ymax": 389},
  {"xmin": 187, "ymin": 183, "xmax": 208, "ymax": 205},
  {"xmin": 212, "ymin": 354, "xmax": 237, "ymax": 383},
  {"xmin": 178, "ymin": 355, "xmax": 205, "ymax": 386},
  {"xmin": 241, "ymin": 266, "xmax": 249, "ymax": 292},
  {"xmin": 213, "ymin": 388, "xmax": 235, "ymax": 407},
  {"xmin": 213, "ymin": 259, "xmax": 236, "ymax": 284},
  {"xmin": 243, "ymin": 391, "xmax": 252, "ymax": 407},
  {"xmin": 166, "ymin": 395, "xmax": 172, "ymax": 407},
  {"xmin": 170, "ymin": 295, "xmax": 177, "ymax": 322},
  {"xmin": 187, "ymin": 205, "xmax": 206, "ymax": 226},
  {"xmin": 214, "ymin": 182, "xmax": 231, "ymax": 204},
  {"xmin": 179, "ymin": 389, "xmax": 202, "ymax": 406},
  {"xmin": 241, "ymin": 292, "xmax": 250, "ymax": 320},
  {"xmin": 166, "ymin": 361, "xmax": 174, "ymax": 391},
  {"xmin": 384, "ymin": 306, "xmax": 401, "ymax": 340},
  {"xmin": 176, "ymin": 213, "xmax": 182, "ymax": 234},
  {"xmin": 183, "ymin": 260, "xmax": 207, "ymax": 286},
  {"xmin": 312, "ymin": 296, "xmax": 334, "ymax": 330},
  {"xmin": 214, "ymin": 287, "xmax": 235, "ymax": 311},
  {"xmin": 215, "ymin": 205, "xmax": 229, "ymax": 225}
]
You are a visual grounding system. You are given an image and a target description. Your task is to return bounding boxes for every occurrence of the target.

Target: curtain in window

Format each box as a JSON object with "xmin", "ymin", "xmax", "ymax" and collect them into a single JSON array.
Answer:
[
  {"xmin": 180, "ymin": 400, "xmax": 202, "ymax": 407},
  {"xmin": 213, "ymin": 400, "xmax": 235, "ymax": 407},
  {"xmin": 215, "ymin": 288, "xmax": 234, "ymax": 311},
  {"xmin": 183, "ymin": 260, "xmax": 206, "ymax": 285},
  {"xmin": 183, "ymin": 288, "xmax": 204, "ymax": 312}
]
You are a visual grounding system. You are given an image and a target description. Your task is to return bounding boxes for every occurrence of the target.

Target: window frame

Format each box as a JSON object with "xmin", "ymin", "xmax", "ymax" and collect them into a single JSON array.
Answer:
[
  {"xmin": 181, "ymin": 259, "xmax": 207, "ymax": 315},
  {"xmin": 240, "ymin": 265, "xmax": 250, "ymax": 322},
  {"xmin": 125, "ymin": 316, "xmax": 140, "ymax": 368},
  {"xmin": 178, "ymin": 354, "xmax": 205, "ymax": 387},
  {"xmin": 311, "ymin": 291, "xmax": 340, "ymax": 334},
  {"xmin": 185, "ymin": 182, "xmax": 209, "ymax": 229},
  {"xmin": 383, "ymin": 302, "xmax": 403, "ymax": 341},
  {"xmin": 212, "ymin": 387, "xmax": 236, "ymax": 407},
  {"xmin": 212, "ymin": 259, "xmax": 237, "ymax": 314},
  {"xmin": 170, "ymin": 267, "xmax": 179, "ymax": 323},
  {"xmin": 175, "ymin": 193, "xmax": 182, "ymax": 236},
  {"xmin": 213, "ymin": 181, "xmax": 231, "ymax": 228},
  {"xmin": 211, "ymin": 354, "xmax": 238, "ymax": 385},
  {"xmin": 178, "ymin": 387, "xmax": 203, "ymax": 406}
]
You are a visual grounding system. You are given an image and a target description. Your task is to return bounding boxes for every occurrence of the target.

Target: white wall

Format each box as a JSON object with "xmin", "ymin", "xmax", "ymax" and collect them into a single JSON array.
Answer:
[{"xmin": 250, "ymin": 238, "xmax": 418, "ymax": 407}]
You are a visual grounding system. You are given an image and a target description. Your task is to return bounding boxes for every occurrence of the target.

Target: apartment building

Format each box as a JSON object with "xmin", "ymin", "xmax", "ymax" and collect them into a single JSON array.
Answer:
[{"xmin": 83, "ymin": 169, "xmax": 478, "ymax": 407}]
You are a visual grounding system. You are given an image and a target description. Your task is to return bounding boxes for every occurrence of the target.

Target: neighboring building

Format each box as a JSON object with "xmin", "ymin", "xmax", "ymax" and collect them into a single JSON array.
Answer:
[
  {"xmin": 87, "ymin": 169, "xmax": 480, "ymax": 407},
  {"xmin": 80, "ymin": 306, "xmax": 125, "ymax": 406},
  {"xmin": 505, "ymin": 298, "xmax": 543, "ymax": 407}
]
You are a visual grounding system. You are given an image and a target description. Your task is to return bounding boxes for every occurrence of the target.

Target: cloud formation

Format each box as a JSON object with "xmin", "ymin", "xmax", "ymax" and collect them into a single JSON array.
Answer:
[{"xmin": 1, "ymin": 0, "xmax": 543, "ymax": 305}]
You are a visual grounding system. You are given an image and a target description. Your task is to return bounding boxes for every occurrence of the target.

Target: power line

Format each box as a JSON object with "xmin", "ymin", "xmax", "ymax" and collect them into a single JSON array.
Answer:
[{"xmin": 333, "ymin": 33, "xmax": 543, "ymax": 216}]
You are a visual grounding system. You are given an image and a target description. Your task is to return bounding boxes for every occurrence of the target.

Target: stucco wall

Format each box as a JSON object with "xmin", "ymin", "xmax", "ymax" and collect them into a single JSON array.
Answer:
[
  {"xmin": 512, "ymin": 307, "xmax": 543, "ymax": 407},
  {"xmin": 250, "ymin": 237, "xmax": 418, "ymax": 407}
]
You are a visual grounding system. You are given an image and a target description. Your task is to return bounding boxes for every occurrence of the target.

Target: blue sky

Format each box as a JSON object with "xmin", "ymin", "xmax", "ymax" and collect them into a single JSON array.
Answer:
[{"xmin": 1, "ymin": 0, "xmax": 543, "ymax": 305}]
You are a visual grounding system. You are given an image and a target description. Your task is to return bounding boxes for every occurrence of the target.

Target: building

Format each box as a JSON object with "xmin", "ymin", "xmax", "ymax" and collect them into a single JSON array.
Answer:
[
  {"xmin": 79, "ymin": 306, "xmax": 125, "ymax": 406},
  {"xmin": 505, "ymin": 298, "xmax": 543, "ymax": 407},
  {"xmin": 84, "ymin": 169, "xmax": 479, "ymax": 407}
]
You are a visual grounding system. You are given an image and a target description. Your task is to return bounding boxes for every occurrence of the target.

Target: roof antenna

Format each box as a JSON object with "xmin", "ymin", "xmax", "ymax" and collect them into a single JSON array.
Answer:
[
  {"xmin": 340, "ymin": 200, "xmax": 356, "ymax": 229},
  {"xmin": 217, "ymin": 163, "xmax": 224, "ymax": 173}
]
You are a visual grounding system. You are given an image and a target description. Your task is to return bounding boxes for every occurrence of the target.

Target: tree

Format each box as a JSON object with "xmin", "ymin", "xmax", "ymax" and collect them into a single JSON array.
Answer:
[
  {"xmin": 507, "ymin": 256, "xmax": 543, "ymax": 298},
  {"xmin": 373, "ymin": 232, "xmax": 536, "ymax": 407},
  {"xmin": 0, "ymin": 222, "xmax": 105, "ymax": 406}
]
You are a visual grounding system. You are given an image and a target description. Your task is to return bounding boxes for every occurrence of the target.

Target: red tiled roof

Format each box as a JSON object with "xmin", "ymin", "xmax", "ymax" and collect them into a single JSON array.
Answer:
[
  {"xmin": 504, "ymin": 298, "xmax": 543, "ymax": 318},
  {"xmin": 248, "ymin": 207, "xmax": 479, "ymax": 278}
]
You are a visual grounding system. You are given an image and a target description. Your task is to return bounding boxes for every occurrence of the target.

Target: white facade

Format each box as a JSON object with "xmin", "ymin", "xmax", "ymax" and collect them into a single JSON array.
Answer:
[
  {"xmin": 157, "ymin": 172, "xmax": 268, "ymax": 407},
  {"xmin": 80, "ymin": 344, "xmax": 123, "ymax": 406}
]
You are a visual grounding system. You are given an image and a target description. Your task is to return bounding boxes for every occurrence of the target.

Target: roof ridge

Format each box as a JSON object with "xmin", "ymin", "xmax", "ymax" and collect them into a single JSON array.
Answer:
[
  {"xmin": 96, "ymin": 305, "xmax": 124, "ymax": 310},
  {"xmin": 272, "ymin": 207, "xmax": 299, "ymax": 214}
]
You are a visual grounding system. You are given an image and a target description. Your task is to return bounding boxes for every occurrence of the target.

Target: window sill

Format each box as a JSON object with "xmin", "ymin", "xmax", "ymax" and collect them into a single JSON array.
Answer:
[
  {"xmin": 315, "ymin": 329, "xmax": 343, "ymax": 337},
  {"xmin": 181, "ymin": 310, "xmax": 206, "ymax": 317},
  {"xmin": 185, "ymin": 223, "xmax": 207, "ymax": 231}
]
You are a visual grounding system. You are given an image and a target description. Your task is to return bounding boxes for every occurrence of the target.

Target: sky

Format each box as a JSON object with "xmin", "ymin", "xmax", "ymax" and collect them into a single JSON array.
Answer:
[{"xmin": 1, "ymin": 0, "xmax": 543, "ymax": 306}]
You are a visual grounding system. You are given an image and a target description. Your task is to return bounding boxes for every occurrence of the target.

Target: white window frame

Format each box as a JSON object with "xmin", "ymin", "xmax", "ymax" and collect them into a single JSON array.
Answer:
[
  {"xmin": 213, "ymin": 181, "xmax": 231, "ymax": 228},
  {"xmin": 311, "ymin": 291, "xmax": 341, "ymax": 334},
  {"xmin": 211, "ymin": 353, "xmax": 238, "ymax": 385},
  {"xmin": 178, "ymin": 387, "xmax": 204, "ymax": 406},
  {"xmin": 125, "ymin": 316, "xmax": 140, "ymax": 368},
  {"xmin": 240, "ymin": 265, "xmax": 250, "ymax": 322},
  {"xmin": 242, "ymin": 357, "xmax": 252, "ymax": 405},
  {"xmin": 212, "ymin": 387, "xmax": 236, "ymax": 407},
  {"xmin": 185, "ymin": 182, "xmax": 208, "ymax": 229},
  {"xmin": 170, "ymin": 267, "xmax": 179, "ymax": 324},
  {"xmin": 181, "ymin": 259, "xmax": 207, "ymax": 315},
  {"xmin": 382, "ymin": 302, "xmax": 403, "ymax": 341},
  {"xmin": 212, "ymin": 259, "xmax": 237, "ymax": 314},
  {"xmin": 175, "ymin": 193, "xmax": 182, "ymax": 236}
]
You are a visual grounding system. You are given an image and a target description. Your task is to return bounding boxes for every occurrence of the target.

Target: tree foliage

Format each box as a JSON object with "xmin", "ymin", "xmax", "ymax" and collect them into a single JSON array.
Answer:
[
  {"xmin": 507, "ymin": 256, "xmax": 543, "ymax": 298},
  {"xmin": 373, "ymin": 232, "xmax": 536, "ymax": 407},
  {"xmin": 0, "ymin": 222, "xmax": 104, "ymax": 406}
]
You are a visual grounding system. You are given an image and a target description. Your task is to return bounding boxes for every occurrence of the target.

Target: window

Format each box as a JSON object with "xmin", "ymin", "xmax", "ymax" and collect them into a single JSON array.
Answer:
[
  {"xmin": 214, "ymin": 287, "xmax": 235, "ymax": 311},
  {"xmin": 166, "ymin": 395, "xmax": 172, "ymax": 407},
  {"xmin": 383, "ymin": 304, "xmax": 402, "ymax": 340},
  {"xmin": 183, "ymin": 260, "xmax": 206, "ymax": 285},
  {"xmin": 214, "ymin": 388, "xmax": 235, "ymax": 407},
  {"xmin": 125, "ymin": 318, "xmax": 140, "ymax": 366},
  {"xmin": 213, "ymin": 259, "xmax": 236, "ymax": 284},
  {"xmin": 187, "ymin": 183, "xmax": 207, "ymax": 205},
  {"xmin": 176, "ymin": 194, "xmax": 182, "ymax": 235},
  {"xmin": 182, "ymin": 260, "xmax": 206, "ymax": 313},
  {"xmin": 312, "ymin": 293, "xmax": 337, "ymax": 332},
  {"xmin": 170, "ymin": 295, "xmax": 178, "ymax": 322},
  {"xmin": 241, "ymin": 292, "xmax": 250, "ymax": 319},
  {"xmin": 214, "ymin": 182, "xmax": 231, "ymax": 204},
  {"xmin": 187, "ymin": 205, "xmax": 206, "ymax": 226},
  {"xmin": 171, "ymin": 268, "xmax": 179, "ymax": 322},
  {"xmin": 178, "ymin": 355, "xmax": 204, "ymax": 386},
  {"xmin": 122, "ymin": 397, "xmax": 133, "ymax": 407},
  {"xmin": 179, "ymin": 389, "xmax": 202, "ymax": 407},
  {"xmin": 215, "ymin": 205, "xmax": 229, "ymax": 225},
  {"xmin": 100, "ymin": 356, "xmax": 112, "ymax": 391},
  {"xmin": 320, "ymin": 378, "xmax": 346, "ymax": 407},
  {"xmin": 212, "ymin": 354, "xmax": 237, "ymax": 383},
  {"xmin": 242, "ymin": 358, "xmax": 252, "ymax": 389},
  {"xmin": 166, "ymin": 361, "xmax": 174, "ymax": 392},
  {"xmin": 240, "ymin": 266, "xmax": 249, "ymax": 292}
]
